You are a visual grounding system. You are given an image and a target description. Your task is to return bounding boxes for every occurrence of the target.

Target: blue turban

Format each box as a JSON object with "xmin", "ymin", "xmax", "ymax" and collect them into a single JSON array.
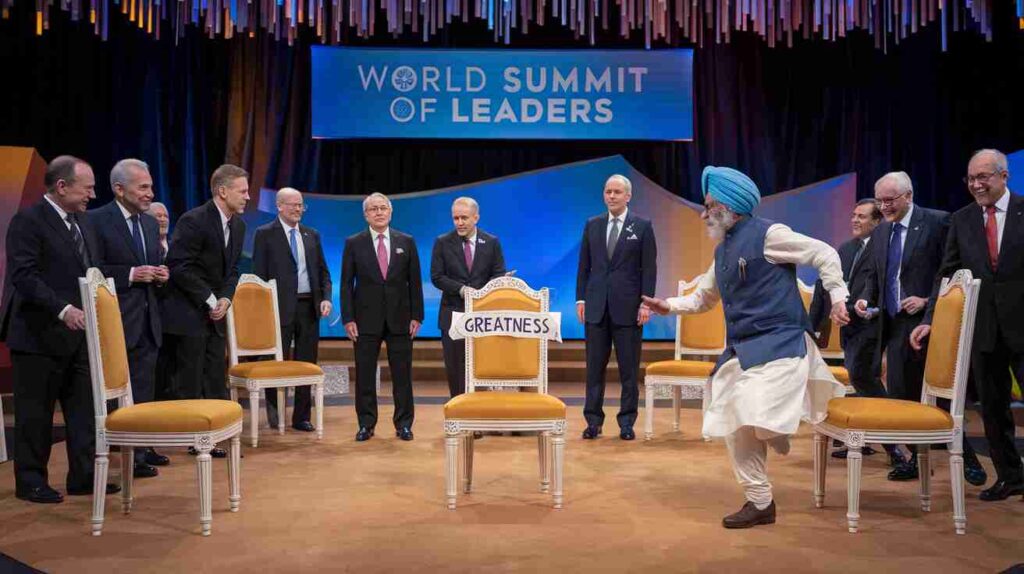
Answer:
[{"xmin": 701, "ymin": 166, "xmax": 761, "ymax": 215}]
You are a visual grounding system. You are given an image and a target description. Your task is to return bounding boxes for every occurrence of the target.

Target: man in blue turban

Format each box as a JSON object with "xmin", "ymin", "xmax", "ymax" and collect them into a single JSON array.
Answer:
[{"xmin": 644, "ymin": 166, "xmax": 849, "ymax": 529}]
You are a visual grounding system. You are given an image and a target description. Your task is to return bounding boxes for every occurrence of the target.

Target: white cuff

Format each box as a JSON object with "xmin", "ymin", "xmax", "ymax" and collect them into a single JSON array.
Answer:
[
  {"xmin": 58, "ymin": 304, "xmax": 72, "ymax": 321},
  {"xmin": 206, "ymin": 294, "xmax": 217, "ymax": 310}
]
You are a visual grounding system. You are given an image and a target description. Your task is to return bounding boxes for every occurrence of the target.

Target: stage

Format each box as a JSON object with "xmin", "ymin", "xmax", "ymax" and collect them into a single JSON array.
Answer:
[{"xmin": 1, "ymin": 404, "xmax": 1022, "ymax": 573}]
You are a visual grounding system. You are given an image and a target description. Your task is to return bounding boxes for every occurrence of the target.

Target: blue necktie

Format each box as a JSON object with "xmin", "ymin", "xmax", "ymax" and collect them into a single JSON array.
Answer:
[
  {"xmin": 289, "ymin": 227, "xmax": 299, "ymax": 265},
  {"xmin": 885, "ymin": 223, "xmax": 903, "ymax": 316},
  {"xmin": 130, "ymin": 214, "xmax": 146, "ymax": 264}
]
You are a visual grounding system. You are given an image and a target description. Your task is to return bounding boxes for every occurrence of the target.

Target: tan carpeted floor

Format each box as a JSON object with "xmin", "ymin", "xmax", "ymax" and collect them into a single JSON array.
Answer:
[{"xmin": 1, "ymin": 406, "xmax": 1023, "ymax": 573}]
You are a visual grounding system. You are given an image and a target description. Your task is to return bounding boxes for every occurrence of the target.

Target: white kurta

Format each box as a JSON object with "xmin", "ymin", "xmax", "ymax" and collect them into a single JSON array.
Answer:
[{"xmin": 666, "ymin": 223, "xmax": 850, "ymax": 440}]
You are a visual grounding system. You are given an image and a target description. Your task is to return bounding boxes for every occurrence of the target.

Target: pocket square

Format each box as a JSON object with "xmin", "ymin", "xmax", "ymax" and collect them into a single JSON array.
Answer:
[
  {"xmin": 396, "ymin": 247, "xmax": 405, "ymax": 254},
  {"xmin": 627, "ymin": 234, "xmax": 639, "ymax": 240}
]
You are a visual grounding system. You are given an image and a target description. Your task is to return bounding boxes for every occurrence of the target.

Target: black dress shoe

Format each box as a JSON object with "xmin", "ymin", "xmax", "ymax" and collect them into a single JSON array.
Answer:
[
  {"xmin": 67, "ymin": 483, "xmax": 122, "ymax": 496},
  {"xmin": 722, "ymin": 501, "xmax": 776, "ymax": 529},
  {"xmin": 887, "ymin": 450, "xmax": 907, "ymax": 468},
  {"xmin": 620, "ymin": 427, "xmax": 636, "ymax": 441},
  {"xmin": 396, "ymin": 427, "xmax": 414, "ymax": 441},
  {"xmin": 831, "ymin": 446, "xmax": 878, "ymax": 459},
  {"xmin": 133, "ymin": 463, "xmax": 159, "ymax": 479},
  {"xmin": 144, "ymin": 448, "xmax": 170, "ymax": 466},
  {"xmin": 979, "ymin": 480, "xmax": 1024, "ymax": 501},
  {"xmin": 581, "ymin": 426, "xmax": 602, "ymax": 440},
  {"xmin": 355, "ymin": 427, "xmax": 375, "ymax": 442},
  {"xmin": 293, "ymin": 421, "xmax": 316, "ymax": 432},
  {"xmin": 188, "ymin": 446, "xmax": 228, "ymax": 458},
  {"xmin": 16, "ymin": 485, "xmax": 64, "ymax": 504},
  {"xmin": 963, "ymin": 454, "xmax": 988, "ymax": 487},
  {"xmin": 888, "ymin": 455, "xmax": 919, "ymax": 481}
]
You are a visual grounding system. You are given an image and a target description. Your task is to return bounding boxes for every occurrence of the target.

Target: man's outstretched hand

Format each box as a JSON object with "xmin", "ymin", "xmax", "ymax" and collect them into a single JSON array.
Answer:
[{"xmin": 640, "ymin": 296, "xmax": 671, "ymax": 316}]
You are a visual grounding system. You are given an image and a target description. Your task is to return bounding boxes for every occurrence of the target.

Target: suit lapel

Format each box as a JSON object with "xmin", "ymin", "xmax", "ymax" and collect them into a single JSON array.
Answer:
[
  {"xmin": 106, "ymin": 203, "xmax": 142, "ymax": 264},
  {"xmin": 274, "ymin": 219, "xmax": 298, "ymax": 267},
  {"xmin": 300, "ymin": 225, "xmax": 316, "ymax": 271},
  {"xmin": 448, "ymin": 233, "xmax": 469, "ymax": 276},
  {"xmin": 900, "ymin": 208, "xmax": 923, "ymax": 271},
  {"xmin": 387, "ymin": 232, "xmax": 399, "ymax": 280},
  {"xmin": 609, "ymin": 213, "xmax": 632, "ymax": 267},
  {"xmin": 143, "ymin": 214, "xmax": 160, "ymax": 265},
  {"xmin": 996, "ymin": 194, "xmax": 1024, "ymax": 271},
  {"xmin": 963, "ymin": 206, "xmax": 991, "ymax": 272},
  {"xmin": 38, "ymin": 200, "xmax": 85, "ymax": 271}
]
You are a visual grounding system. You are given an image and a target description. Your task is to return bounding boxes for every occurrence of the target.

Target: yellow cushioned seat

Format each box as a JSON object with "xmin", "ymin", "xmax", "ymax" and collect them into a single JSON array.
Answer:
[
  {"xmin": 829, "ymin": 366, "xmax": 850, "ymax": 384},
  {"xmin": 825, "ymin": 397, "xmax": 954, "ymax": 431},
  {"xmin": 228, "ymin": 360, "xmax": 323, "ymax": 379},
  {"xmin": 645, "ymin": 360, "xmax": 716, "ymax": 378},
  {"xmin": 106, "ymin": 400, "xmax": 243, "ymax": 433},
  {"xmin": 444, "ymin": 391, "xmax": 566, "ymax": 419}
]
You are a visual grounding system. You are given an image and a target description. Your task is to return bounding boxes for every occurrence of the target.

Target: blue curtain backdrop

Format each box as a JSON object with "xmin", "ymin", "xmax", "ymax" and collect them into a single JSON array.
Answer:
[{"xmin": 0, "ymin": 1, "xmax": 1022, "ymax": 221}]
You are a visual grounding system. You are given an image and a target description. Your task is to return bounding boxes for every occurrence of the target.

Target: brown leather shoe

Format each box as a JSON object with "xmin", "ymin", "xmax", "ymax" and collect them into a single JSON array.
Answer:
[{"xmin": 722, "ymin": 501, "xmax": 776, "ymax": 529}]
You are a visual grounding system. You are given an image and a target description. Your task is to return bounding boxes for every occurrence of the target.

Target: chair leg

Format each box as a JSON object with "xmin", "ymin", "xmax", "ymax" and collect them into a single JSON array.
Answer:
[
  {"xmin": 277, "ymin": 388, "xmax": 287, "ymax": 435},
  {"xmin": 91, "ymin": 452, "xmax": 110, "ymax": 536},
  {"xmin": 464, "ymin": 433, "xmax": 474, "ymax": 494},
  {"xmin": 551, "ymin": 429, "xmax": 565, "ymax": 509},
  {"xmin": 949, "ymin": 442, "xmax": 966, "ymax": 535},
  {"xmin": 846, "ymin": 447, "xmax": 863, "ymax": 533},
  {"xmin": 644, "ymin": 384, "xmax": 655, "ymax": 440},
  {"xmin": 813, "ymin": 432, "xmax": 827, "ymax": 509},
  {"xmin": 538, "ymin": 432, "xmax": 550, "ymax": 493},
  {"xmin": 315, "ymin": 382, "xmax": 324, "ymax": 440},
  {"xmin": 445, "ymin": 430, "xmax": 460, "ymax": 510},
  {"xmin": 230, "ymin": 387, "xmax": 238, "ymax": 403},
  {"xmin": 228, "ymin": 435, "xmax": 241, "ymax": 512},
  {"xmin": 120, "ymin": 447, "xmax": 134, "ymax": 514},
  {"xmin": 196, "ymin": 448, "xmax": 213, "ymax": 536},
  {"xmin": 672, "ymin": 386, "xmax": 681, "ymax": 432},
  {"xmin": 919, "ymin": 446, "xmax": 932, "ymax": 512},
  {"xmin": 249, "ymin": 389, "xmax": 261, "ymax": 448}
]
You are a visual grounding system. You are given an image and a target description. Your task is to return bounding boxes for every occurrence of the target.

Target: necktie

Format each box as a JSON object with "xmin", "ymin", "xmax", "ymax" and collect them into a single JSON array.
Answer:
[
  {"xmin": 223, "ymin": 221, "xmax": 231, "ymax": 249},
  {"xmin": 376, "ymin": 234, "xmax": 388, "ymax": 279},
  {"xmin": 289, "ymin": 227, "xmax": 300, "ymax": 264},
  {"xmin": 463, "ymin": 237, "xmax": 474, "ymax": 271},
  {"xmin": 885, "ymin": 223, "xmax": 903, "ymax": 317},
  {"xmin": 985, "ymin": 205, "xmax": 999, "ymax": 271},
  {"xmin": 130, "ymin": 214, "xmax": 147, "ymax": 264},
  {"xmin": 607, "ymin": 217, "xmax": 620, "ymax": 260},
  {"xmin": 67, "ymin": 213, "xmax": 90, "ymax": 268}
]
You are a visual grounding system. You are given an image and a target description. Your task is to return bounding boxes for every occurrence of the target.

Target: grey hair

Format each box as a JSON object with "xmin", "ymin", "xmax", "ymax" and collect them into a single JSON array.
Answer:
[
  {"xmin": 147, "ymin": 201, "xmax": 168, "ymax": 215},
  {"xmin": 874, "ymin": 171, "xmax": 914, "ymax": 195},
  {"xmin": 276, "ymin": 187, "xmax": 302, "ymax": 203},
  {"xmin": 605, "ymin": 174, "xmax": 632, "ymax": 194},
  {"xmin": 452, "ymin": 196, "xmax": 479, "ymax": 213},
  {"xmin": 970, "ymin": 148, "xmax": 1008, "ymax": 172},
  {"xmin": 110, "ymin": 158, "xmax": 150, "ymax": 191},
  {"xmin": 362, "ymin": 192, "xmax": 392, "ymax": 211}
]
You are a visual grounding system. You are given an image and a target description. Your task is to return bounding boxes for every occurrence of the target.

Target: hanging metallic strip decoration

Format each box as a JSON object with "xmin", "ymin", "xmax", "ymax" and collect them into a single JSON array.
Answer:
[{"xmin": 2, "ymin": 0, "xmax": 1021, "ymax": 48}]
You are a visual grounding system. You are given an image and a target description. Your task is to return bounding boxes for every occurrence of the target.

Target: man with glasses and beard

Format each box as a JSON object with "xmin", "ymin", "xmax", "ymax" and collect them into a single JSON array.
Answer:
[{"xmin": 643, "ymin": 166, "xmax": 848, "ymax": 529}]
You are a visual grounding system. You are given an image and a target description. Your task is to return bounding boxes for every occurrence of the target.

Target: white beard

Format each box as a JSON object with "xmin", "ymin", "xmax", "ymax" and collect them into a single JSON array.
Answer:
[{"xmin": 705, "ymin": 209, "xmax": 738, "ymax": 240}]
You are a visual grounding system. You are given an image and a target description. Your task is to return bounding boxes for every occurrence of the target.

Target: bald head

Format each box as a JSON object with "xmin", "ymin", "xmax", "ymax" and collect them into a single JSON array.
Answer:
[
  {"xmin": 276, "ymin": 187, "xmax": 305, "ymax": 225},
  {"xmin": 966, "ymin": 149, "xmax": 1009, "ymax": 207}
]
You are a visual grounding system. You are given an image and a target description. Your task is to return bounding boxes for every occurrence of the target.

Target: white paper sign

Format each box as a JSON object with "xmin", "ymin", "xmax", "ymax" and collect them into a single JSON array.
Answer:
[{"xmin": 448, "ymin": 311, "xmax": 562, "ymax": 342}]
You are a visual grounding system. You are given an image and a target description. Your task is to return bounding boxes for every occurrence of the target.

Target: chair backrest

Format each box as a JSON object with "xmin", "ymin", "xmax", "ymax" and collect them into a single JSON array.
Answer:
[
  {"xmin": 675, "ymin": 276, "xmax": 726, "ymax": 359},
  {"xmin": 80, "ymin": 268, "xmax": 133, "ymax": 418},
  {"xmin": 921, "ymin": 269, "xmax": 981, "ymax": 420},
  {"xmin": 465, "ymin": 277, "xmax": 549, "ymax": 393},
  {"xmin": 797, "ymin": 279, "xmax": 814, "ymax": 312},
  {"xmin": 226, "ymin": 274, "xmax": 284, "ymax": 364}
]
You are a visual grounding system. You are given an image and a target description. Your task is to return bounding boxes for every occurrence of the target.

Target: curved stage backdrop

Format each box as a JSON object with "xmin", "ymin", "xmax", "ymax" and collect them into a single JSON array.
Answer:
[{"xmin": 239, "ymin": 154, "xmax": 860, "ymax": 339}]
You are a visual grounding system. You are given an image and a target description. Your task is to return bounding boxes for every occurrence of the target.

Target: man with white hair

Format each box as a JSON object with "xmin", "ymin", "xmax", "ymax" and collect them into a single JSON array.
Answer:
[
  {"xmin": 252, "ymin": 188, "xmax": 333, "ymax": 432},
  {"xmin": 643, "ymin": 166, "xmax": 849, "ymax": 528},
  {"xmin": 341, "ymin": 192, "xmax": 424, "ymax": 442},
  {"xmin": 90, "ymin": 158, "xmax": 170, "ymax": 476},
  {"xmin": 853, "ymin": 171, "xmax": 982, "ymax": 484},
  {"xmin": 576, "ymin": 174, "xmax": 657, "ymax": 441},
  {"xmin": 145, "ymin": 201, "xmax": 170, "ymax": 262}
]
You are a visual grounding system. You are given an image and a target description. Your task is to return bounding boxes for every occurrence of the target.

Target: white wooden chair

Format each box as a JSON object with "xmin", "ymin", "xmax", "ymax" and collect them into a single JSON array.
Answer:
[
  {"xmin": 227, "ymin": 274, "xmax": 325, "ymax": 447},
  {"xmin": 643, "ymin": 276, "xmax": 725, "ymax": 441},
  {"xmin": 80, "ymin": 268, "xmax": 243, "ymax": 536},
  {"xmin": 442, "ymin": 277, "xmax": 567, "ymax": 510},
  {"xmin": 0, "ymin": 393, "xmax": 7, "ymax": 463},
  {"xmin": 813, "ymin": 269, "xmax": 980, "ymax": 534}
]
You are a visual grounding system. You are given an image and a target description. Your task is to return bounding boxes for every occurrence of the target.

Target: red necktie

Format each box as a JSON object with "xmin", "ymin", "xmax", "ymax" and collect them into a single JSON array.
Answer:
[
  {"xmin": 985, "ymin": 205, "xmax": 999, "ymax": 271},
  {"xmin": 463, "ymin": 238, "xmax": 474, "ymax": 271}
]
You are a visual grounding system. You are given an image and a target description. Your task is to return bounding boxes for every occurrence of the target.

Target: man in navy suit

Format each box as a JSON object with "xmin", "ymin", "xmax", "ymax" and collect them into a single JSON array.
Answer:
[
  {"xmin": 91, "ymin": 159, "xmax": 170, "ymax": 477},
  {"xmin": 0, "ymin": 155, "xmax": 119, "ymax": 502},
  {"xmin": 576, "ymin": 174, "xmax": 658, "ymax": 441},
  {"xmin": 430, "ymin": 197, "xmax": 507, "ymax": 398},
  {"xmin": 341, "ymin": 192, "xmax": 424, "ymax": 442},
  {"xmin": 252, "ymin": 187, "xmax": 333, "ymax": 431},
  {"xmin": 912, "ymin": 149, "xmax": 1023, "ymax": 501}
]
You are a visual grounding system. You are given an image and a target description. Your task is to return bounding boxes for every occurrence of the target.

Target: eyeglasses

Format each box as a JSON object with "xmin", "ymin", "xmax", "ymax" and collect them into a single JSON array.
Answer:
[
  {"xmin": 281, "ymin": 202, "xmax": 306, "ymax": 211},
  {"xmin": 962, "ymin": 171, "xmax": 1003, "ymax": 185},
  {"xmin": 875, "ymin": 191, "xmax": 908, "ymax": 207},
  {"xmin": 365, "ymin": 205, "xmax": 391, "ymax": 213}
]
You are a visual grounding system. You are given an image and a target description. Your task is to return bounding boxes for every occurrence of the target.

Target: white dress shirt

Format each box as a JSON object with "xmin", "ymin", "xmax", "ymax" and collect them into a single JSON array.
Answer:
[
  {"xmin": 370, "ymin": 227, "xmax": 391, "ymax": 267},
  {"xmin": 607, "ymin": 207, "xmax": 628, "ymax": 244},
  {"xmin": 982, "ymin": 188, "xmax": 1011, "ymax": 252},
  {"xmin": 281, "ymin": 218, "xmax": 310, "ymax": 294}
]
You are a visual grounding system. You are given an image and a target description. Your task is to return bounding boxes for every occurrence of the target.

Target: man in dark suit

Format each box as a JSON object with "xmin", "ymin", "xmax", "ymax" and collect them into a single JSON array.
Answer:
[
  {"xmin": 160, "ymin": 164, "xmax": 248, "ymax": 458},
  {"xmin": 576, "ymin": 174, "xmax": 657, "ymax": 441},
  {"xmin": 90, "ymin": 159, "xmax": 170, "ymax": 477},
  {"xmin": 430, "ymin": 197, "xmax": 507, "ymax": 398},
  {"xmin": 854, "ymin": 171, "xmax": 983, "ymax": 482},
  {"xmin": 252, "ymin": 187, "xmax": 333, "ymax": 432},
  {"xmin": 341, "ymin": 192, "xmax": 424, "ymax": 442},
  {"xmin": 912, "ymin": 149, "xmax": 1024, "ymax": 501},
  {"xmin": 0, "ymin": 155, "xmax": 119, "ymax": 503}
]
